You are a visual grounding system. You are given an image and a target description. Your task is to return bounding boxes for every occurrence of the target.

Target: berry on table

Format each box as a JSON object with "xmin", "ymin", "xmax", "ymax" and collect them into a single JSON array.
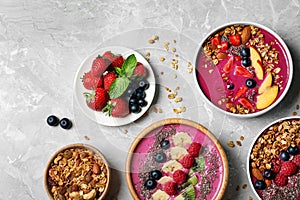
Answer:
[
  {"xmin": 59, "ymin": 118, "xmax": 72, "ymax": 129},
  {"xmin": 47, "ymin": 115, "xmax": 59, "ymax": 126}
]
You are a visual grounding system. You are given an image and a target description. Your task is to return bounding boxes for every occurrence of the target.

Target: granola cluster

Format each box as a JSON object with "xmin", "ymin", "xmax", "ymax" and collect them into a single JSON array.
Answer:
[{"xmin": 47, "ymin": 147, "xmax": 108, "ymax": 200}]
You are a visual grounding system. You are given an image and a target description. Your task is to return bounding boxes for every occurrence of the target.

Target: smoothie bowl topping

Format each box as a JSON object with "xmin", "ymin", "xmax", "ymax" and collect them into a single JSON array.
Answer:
[{"xmin": 195, "ymin": 23, "xmax": 292, "ymax": 117}]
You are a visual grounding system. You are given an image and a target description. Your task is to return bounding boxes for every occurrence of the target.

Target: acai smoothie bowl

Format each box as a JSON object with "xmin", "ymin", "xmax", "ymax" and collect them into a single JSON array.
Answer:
[
  {"xmin": 248, "ymin": 117, "xmax": 300, "ymax": 200},
  {"xmin": 126, "ymin": 118, "xmax": 228, "ymax": 200},
  {"xmin": 194, "ymin": 22, "xmax": 293, "ymax": 118}
]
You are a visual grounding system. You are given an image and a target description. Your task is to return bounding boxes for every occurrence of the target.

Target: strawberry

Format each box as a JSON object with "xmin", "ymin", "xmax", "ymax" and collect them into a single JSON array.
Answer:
[
  {"xmin": 91, "ymin": 56, "xmax": 108, "ymax": 77},
  {"xmin": 82, "ymin": 71, "xmax": 104, "ymax": 90},
  {"xmin": 292, "ymin": 154, "xmax": 300, "ymax": 167},
  {"xmin": 163, "ymin": 181, "xmax": 177, "ymax": 195},
  {"xmin": 238, "ymin": 97, "xmax": 255, "ymax": 112},
  {"xmin": 274, "ymin": 173, "xmax": 288, "ymax": 186},
  {"xmin": 103, "ymin": 72, "xmax": 117, "ymax": 91},
  {"xmin": 223, "ymin": 56, "xmax": 234, "ymax": 73},
  {"xmin": 234, "ymin": 65, "xmax": 254, "ymax": 78},
  {"xmin": 211, "ymin": 36, "xmax": 221, "ymax": 46},
  {"xmin": 229, "ymin": 35, "xmax": 241, "ymax": 46},
  {"xmin": 234, "ymin": 86, "xmax": 248, "ymax": 100},
  {"xmin": 133, "ymin": 62, "xmax": 147, "ymax": 77},
  {"xmin": 188, "ymin": 142, "xmax": 202, "ymax": 157},
  {"xmin": 84, "ymin": 88, "xmax": 109, "ymax": 111},
  {"xmin": 111, "ymin": 56, "xmax": 124, "ymax": 69},
  {"xmin": 102, "ymin": 51, "xmax": 115, "ymax": 62},
  {"xmin": 102, "ymin": 98, "xmax": 130, "ymax": 118},
  {"xmin": 103, "ymin": 51, "xmax": 124, "ymax": 71},
  {"xmin": 180, "ymin": 154, "xmax": 195, "ymax": 169},
  {"xmin": 220, "ymin": 41, "xmax": 229, "ymax": 50},
  {"xmin": 173, "ymin": 170, "xmax": 187, "ymax": 185},
  {"xmin": 280, "ymin": 161, "xmax": 298, "ymax": 176}
]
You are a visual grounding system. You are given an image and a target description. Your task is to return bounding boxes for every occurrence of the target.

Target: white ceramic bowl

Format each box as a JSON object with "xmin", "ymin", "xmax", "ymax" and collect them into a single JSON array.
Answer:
[{"xmin": 193, "ymin": 22, "xmax": 293, "ymax": 118}]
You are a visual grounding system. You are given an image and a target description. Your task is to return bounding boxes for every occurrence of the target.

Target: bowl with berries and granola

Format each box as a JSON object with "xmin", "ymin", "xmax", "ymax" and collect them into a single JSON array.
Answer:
[
  {"xmin": 194, "ymin": 22, "xmax": 293, "ymax": 118},
  {"xmin": 248, "ymin": 117, "xmax": 300, "ymax": 200},
  {"xmin": 126, "ymin": 118, "xmax": 228, "ymax": 200},
  {"xmin": 44, "ymin": 144, "xmax": 110, "ymax": 200}
]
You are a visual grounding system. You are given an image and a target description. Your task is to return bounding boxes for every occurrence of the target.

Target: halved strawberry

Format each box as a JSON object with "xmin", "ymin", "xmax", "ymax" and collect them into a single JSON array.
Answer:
[
  {"xmin": 234, "ymin": 86, "xmax": 248, "ymax": 100},
  {"xmin": 223, "ymin": 56, "xmax": 234, "ymax": 73},
  {"xmin": 211, "ymin": 36, "xmax": 221, "ymax": 46},
  {"xmin": 229, "ymin": 35, "xmax": 241, "ymax": 46},
  {"xmin": 239, "ymin": 97, "xmax": 255, "ymax": 112},
  {"xmin": 234, "ymin": 66, "xmax": 253, "ymax": 78},
  {"xmin": 220, "ymin": 41, "xmax": 229, "ymax": 50}
]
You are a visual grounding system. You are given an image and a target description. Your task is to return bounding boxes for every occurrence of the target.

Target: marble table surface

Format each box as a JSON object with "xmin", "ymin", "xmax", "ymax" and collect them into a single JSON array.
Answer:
[{"xmin": 1, "ymin": 0, "xmax": 300, "ymax": 199}]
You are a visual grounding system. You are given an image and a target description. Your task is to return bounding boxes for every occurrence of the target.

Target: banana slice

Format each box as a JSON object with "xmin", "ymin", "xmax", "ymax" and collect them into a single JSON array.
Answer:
[
  {"xmin": 162, "ymin": 160, "xmax": 183, "ymax": 173},
  {"xmin": 157, "ymin": 176, "xmax": 173, "ymax": 184},
  {"xmin": 152, "ymin": 189, "xmax": 170, "ymax": 200},
  {"xmin": 170, "ymin": 146, "xmax": 188, "ymax": 160},
  {"xmin": 172, "ymin": 132, "xmax": 192, "ymax": 147}
]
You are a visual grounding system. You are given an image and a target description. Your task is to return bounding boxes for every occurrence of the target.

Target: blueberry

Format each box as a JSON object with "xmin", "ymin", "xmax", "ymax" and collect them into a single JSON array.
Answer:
[
  {"xmin": 280, "ymin": 150, "xmax": 290, "ymax": 161},
  {"xmin": 139, "ymin": 80, "xmax": 150, "ymax": 90},
  {"xmin": 136, "ymin": 90, "xmax": 146, "ymax": 100},
  {"xmin": 288, "ymin": 145, "xmax": 299, "ymax": 155},
  {"xmin": 47, "ymin": 115, "xmax": 59, "ymax": 126},
  {"xmin": 138, "ymin": 99, "xmax": 148, "ymax": 107},
  {"xmin": 154, "ymin": 152, "xmax": 166, "ymax": 163},
  {"xmin": 263, "ymin": 169, "xmax": 275, "ymax": 180},
  {"xmin": 144, "ymin": 179, "xmax": 157, "ymax": 190},
  {"xmin": 129, "ymin": 103, "xmax": 141, "ymax": 113},
  {"xmin": 245, "ymin": 79, "xmax": 256, "ymax": 88},
  {"xmin": 240, "ymin": 47, "xmax": 250, "ymax": 57},
  {"xmin": 242, "ymin": 57, "xmax": 251, "ymax": 67},
  {"xmin": 126, "ymin": 88, "xmax": 134, "ymax": 96},
  {"xmin": 160, "ymin": 140, "xmax": 170, "ymax": 149},
  {"xmin": 129, "ymin": 97, "xmax": 138, "ymax": 105},
  {"xmin": 227, "ymin": 83, "xmax": 234, "ymax": 90},
  {"xmin": 150, "ymin": 170, "xmax": 162, "ymax": 180},
  {"xmin": 59, "ymin": 118, "xmax": 72, "ymax": 129},
  {"xmin": 254, "ymin": 180, "xmax": 267, "ymax": 190}
]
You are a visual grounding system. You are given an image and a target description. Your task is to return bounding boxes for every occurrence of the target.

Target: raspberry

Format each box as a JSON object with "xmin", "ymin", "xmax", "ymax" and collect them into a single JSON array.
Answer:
[
  {"xmin": 173, "ymin": 170, "xmax": 187, "ymax": 185},
  {"xmin": 188, "ymin": 142, "xmax": 202, "ymax": 157},
  {"xmin": 280, "ymin": 161, "xmax": 298, "ymax": 177},
  {"xmin": 293, "ymin": 154, "xmax": 300, "ymax": 167},
  {"xmin": 272, "ymin": 164, "xmax": 281, "ymax": 174},
  {"xmin": 163, "ymin": 181, "xmax": 177, "ymax": 195},
  {"xmin": 181, "ymin": 154, "xmax": 195, "ymax": 169},
  {"xmin": 274, "ymin": 173, "xmax": 288, "ymax": 186}
]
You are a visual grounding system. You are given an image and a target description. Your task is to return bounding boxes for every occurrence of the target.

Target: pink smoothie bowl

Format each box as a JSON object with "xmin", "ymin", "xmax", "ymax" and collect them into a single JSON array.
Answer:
[{"xmin": 193, "ymin": 22, "xmax": 293, "ymax": 118}]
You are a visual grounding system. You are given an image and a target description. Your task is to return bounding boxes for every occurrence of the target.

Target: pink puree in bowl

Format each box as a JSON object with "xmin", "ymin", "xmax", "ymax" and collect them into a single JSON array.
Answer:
[
  {"xmin": 130, "ymin": 124, "xmax": 225, "ymax": 200},
  {"xmin": 196, "ymin": 25, "xmax": 290, "ymax": 115}
]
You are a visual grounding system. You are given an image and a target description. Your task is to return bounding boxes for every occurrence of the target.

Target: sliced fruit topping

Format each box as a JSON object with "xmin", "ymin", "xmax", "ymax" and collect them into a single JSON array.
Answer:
[
  {"xmin": 229, "ymin": 35, "xmax": 241, "ymax": 46},
  {"xmin": 220, "ymin": 41, "xmax": 229, "ymax": 50},
  {"xmin": 234, "ymin": 65, "xmax": 253, "ymax": 78},
  {"xmin": 188, "ymin": 143, "xmax": 202, "ymax": 157},
  {"xmin": 258, "ymin": 72, "xmax": 273, "ymax": 94},
  {"xmin": 150, "ymin": 170, "xmax": 162, "ymax": 180},
  {"xmin": 288, "ymin": 145, "xmax": 299, "ymax": 155},
  {"xmin": 172, "ymin": 132, "xmax": 192, "ymax": 147},
  {"xmin": 238, "ymin": 97, "xmax": 255, "ymax": 112},
  {"xmin": 256, "ymin": 85, "xmax": 278, "ymax": 109},
  {"xmin": 47, "ymin": 115, "xmax": 59, "ymax": 126},
  {"xmin": 223, "ymin": 56, "xmax": 234, "ymax": 73},
  {"xmin": 192, "ymin": 155, "xmax": 206, "ymax": 173},
  {"xmin": 249, "ymin": 46, "xmax": 264, "ymax": 80},
  {"xmin": 152, "ymin": 189, "xmax": 170, "ymax": 200},
  {"xmin": 280, "ymin": 150, "xmax": 290, "ymax": 161},
  {"xmin": 234, "ymin": 86, "xmax": 248, "ymax": 100},
  {"xmin": 173, "ymin": 170, "xmax": 187, "ymax": 185},
  {"xmin": 160, "ymin": 140, "xmax": 170, "ymax": 149},
  {"xmin": 170, "ymin": 147, "xmax": 188, "ymax": 160},
  {"xmin": 158, "ymin": 176, "xmax": 173, "ymax": 184},
  {"xmin": 144, "ymin": 179, "xmax": 157, "ymax": 190},
  {"xmin": 163, "ymin": 181, "xmax": 177, "ymax": 195},
  {"xmin": 254, "ymin": 180, "xmax": 267, "ymax": 190},
  {"xmin": 59, "ymin": 118, "xmax": 72, "ymax": 129},
  {"xmin": 180, "ymin": 154, "xmax": 195, "ymax": 169},
  {"xmin": 211, "ymin": 36, "xmax": 221, "ymax": 46},
  {"xmin": 162, "ymin": 160, "xmax": 183, "ymax": 173},
  {"xmin": 174, "ymin": 185, "xmax": 196, "ymax": 200},
  {"xmin": 154, "ymin": 152, "xmax": 167, "ymax": 163},
  {"xmin": 245, "ymin": 78, "xmax": 257, "ymax": 88},
  {"xmin": 240, "ymin": 47, "xmax": 250, "ymax": 57},
  {"xmin": 180, "ymin": 175, "xmax": 198, "ymax": 189}
]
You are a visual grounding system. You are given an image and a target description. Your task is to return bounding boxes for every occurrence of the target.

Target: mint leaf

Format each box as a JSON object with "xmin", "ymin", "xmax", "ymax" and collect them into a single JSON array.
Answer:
[
  {"xmin": 122, "ymin": 54, "xmax": 137, "ymax": 78},
  {"xmin": 115, "ymin": 67, "xmax": 123, "ymax": 76},
  {"xmin": 108, "ymin": 77, "xmax": 130, "ymax": 99}
]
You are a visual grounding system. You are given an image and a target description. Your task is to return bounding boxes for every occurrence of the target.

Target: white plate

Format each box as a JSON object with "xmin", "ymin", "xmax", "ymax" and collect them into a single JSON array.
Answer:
[{"xmin": 74, "ymin": 46, "xmax": 156, "ymax": 126}]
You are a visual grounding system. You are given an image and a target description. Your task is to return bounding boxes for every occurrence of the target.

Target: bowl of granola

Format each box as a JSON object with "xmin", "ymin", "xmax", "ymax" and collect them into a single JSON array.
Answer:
[
  {"xmin": 248, "ymin": 117, "xmax": 300, "ymax": 199},
  {"xmin": 194, "ymin": 22, "xmax": 293, "ymax": 117},
  {"xmin": 44, "ymin": 144, "xmax": 110, "ymax": 200}
]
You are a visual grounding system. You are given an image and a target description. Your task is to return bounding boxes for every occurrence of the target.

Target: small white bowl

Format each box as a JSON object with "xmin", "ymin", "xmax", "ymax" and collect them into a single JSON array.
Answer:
[{"xmin": 193, "ymin": 22, "xmax": 293, "ymax": 118}]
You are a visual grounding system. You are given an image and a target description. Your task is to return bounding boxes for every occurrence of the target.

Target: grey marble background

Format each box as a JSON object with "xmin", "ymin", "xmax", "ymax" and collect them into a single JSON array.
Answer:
[{"xmin": 1, "ymin": 0, "xmax": 300, "ymax": 199}]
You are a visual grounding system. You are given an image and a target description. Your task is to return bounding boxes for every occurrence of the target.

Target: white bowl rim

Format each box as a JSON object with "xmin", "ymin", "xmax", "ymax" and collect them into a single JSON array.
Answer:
[
  {"xmin": 246, "ymin": 116, "xmax": 300, "ymax": 199},
  {"xmin": 193, "ymin": 21, "xmax": 294, "ymax": 118}
]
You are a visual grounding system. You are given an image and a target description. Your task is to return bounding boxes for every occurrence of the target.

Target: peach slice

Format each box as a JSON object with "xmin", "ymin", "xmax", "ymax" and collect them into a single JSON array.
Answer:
[
  {"xmin": 250, "ymin": 46, "xmax": 264, "ymax": 80},
  {"xmin": 256, "ymin": 85, "xmax": 278, "ymax": 110},
  {"xmin": 258, "ymin": 72, "xmax": 273, "ymax": 94}
]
